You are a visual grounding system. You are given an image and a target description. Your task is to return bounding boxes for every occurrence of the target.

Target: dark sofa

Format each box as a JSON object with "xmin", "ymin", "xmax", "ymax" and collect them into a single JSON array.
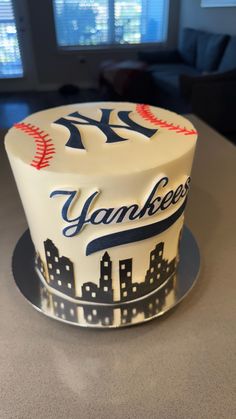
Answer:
[{"xmin": 139, "ymin": 28, "xmax": 236, "ymax": 133}]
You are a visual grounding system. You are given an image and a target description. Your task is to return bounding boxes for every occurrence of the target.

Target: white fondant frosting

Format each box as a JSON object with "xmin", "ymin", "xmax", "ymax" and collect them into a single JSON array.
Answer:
[{"xmin": 5, "ymin": 102, "xmax": 198, "ymax": 303}]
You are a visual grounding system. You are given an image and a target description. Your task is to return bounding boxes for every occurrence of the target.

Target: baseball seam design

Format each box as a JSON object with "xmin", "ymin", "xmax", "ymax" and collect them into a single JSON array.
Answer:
[
  {"xmin": 14, "ymin": 122, "xmax": 55, "ymax": 170},
  {"xmin": 136, "ymin": 104, "xmax": 197, "ymax": 136}
]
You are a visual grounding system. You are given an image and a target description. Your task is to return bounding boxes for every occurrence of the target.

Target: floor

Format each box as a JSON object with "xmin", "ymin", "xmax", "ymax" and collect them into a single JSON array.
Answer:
[
  {"xmin": 0, "ymin": 89, "xmax": 104, "ymax": 129},
  {"xmin": 0, "ymin": 89, "xmax": 235, "ymax": 145}
]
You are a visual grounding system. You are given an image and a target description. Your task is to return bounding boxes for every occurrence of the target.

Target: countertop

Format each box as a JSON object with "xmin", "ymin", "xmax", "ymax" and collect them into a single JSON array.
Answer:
[{"xmin": 0, "ymin": 115, "xmax": 235, "ymax": 419}]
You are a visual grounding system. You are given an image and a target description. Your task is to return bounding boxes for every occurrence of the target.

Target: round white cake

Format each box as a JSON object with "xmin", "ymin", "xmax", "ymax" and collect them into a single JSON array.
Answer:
[{"xmin": 5, "ymin": 102, "xmax": 198, "ymax": 323}]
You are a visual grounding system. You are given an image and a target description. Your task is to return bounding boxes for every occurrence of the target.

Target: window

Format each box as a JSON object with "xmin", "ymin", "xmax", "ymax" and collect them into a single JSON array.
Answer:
[
  {"xmin": 0, "ymin": 0, "xmax": 23, "ymax": 78},
  {"xmin": 53, "ymin": 0, "xmax": 169, "ymax": 48},
  {"xmin": 54, "ymin": 256, "xmax": 59, "ymax": 262},
  {"xmin": 66, "ymin": 265, "xmax": 70, "ymax": 271}
]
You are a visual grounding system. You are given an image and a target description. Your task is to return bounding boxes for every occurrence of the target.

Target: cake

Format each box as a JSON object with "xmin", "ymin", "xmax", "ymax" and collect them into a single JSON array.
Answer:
[{"xmin": 5, "ymin": 102, "xmax": 198, "ymax": 326}]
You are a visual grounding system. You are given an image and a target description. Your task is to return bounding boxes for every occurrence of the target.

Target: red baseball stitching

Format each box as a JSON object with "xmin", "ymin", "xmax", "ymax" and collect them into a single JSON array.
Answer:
[
  {"xmin": 136, "ymin": 104, "xmax": 197, "ymax": 136},
  {"xmin": 14, "ymin": 122, "xmax": 55, "ymax": 170}
]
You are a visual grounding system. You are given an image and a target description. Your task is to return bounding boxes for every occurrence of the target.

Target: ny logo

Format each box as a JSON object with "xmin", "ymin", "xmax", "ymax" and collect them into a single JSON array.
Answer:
[{"xmin": 53, "ymin": 108, "xmax": 158, "ymax": 150}]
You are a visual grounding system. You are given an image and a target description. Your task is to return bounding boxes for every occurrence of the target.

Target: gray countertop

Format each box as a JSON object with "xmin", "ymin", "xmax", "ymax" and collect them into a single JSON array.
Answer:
[{"xmin": 0, "ymin": 115, "xmax": 235, "ymax": 419}]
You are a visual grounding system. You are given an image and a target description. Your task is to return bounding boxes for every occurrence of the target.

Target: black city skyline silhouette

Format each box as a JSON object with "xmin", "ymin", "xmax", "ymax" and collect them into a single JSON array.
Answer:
[{"xmin": 35, "ymin": 237, "xmax": 176, "ymax": 305}]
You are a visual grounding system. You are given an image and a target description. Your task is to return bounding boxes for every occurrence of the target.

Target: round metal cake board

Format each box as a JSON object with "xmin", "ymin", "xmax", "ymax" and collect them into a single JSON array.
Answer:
[{"xmin": 12, "ymin": 226, "xmax": 200, "ymax": 329}]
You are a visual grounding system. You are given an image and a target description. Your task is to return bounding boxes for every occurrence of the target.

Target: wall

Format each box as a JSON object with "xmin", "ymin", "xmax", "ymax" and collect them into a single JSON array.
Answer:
[
  {"xmin": 26, "ymin": 0, "xmax": 180, "ymax": 89},
  {"xmin": 180, "ymin": 0, "xmax": 236, "ymax": 35}
]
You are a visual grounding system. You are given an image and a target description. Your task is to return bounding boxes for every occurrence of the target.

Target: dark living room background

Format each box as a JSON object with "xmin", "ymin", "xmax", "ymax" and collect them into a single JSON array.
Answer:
[{"xmin": 1, "ymin": 0, "xmax": 236, "ymax": 143}]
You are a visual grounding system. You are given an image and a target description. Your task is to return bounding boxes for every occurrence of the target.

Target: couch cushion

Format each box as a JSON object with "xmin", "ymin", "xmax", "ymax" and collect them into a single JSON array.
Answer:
[
  {"xmin": 150, "ymin": 64, "xmax": 201, "ymax": 96},
  {"xmin": 150, "ymin": 63, "xmax": 200, "ymax": 76},
  {"xmin": 218, "ymin": 36, "xmax": 236, "ymax": 72},
  {"xmin": 138, "ymin": 50, "xmax": 182, "ymax": 65},
  {"xmin": 179, "ymin": 28, "xmax": 199, "ymax": 66},
  {"xmin": 196, "ymin": 32, "xmax": 229, "ymax": 72}
]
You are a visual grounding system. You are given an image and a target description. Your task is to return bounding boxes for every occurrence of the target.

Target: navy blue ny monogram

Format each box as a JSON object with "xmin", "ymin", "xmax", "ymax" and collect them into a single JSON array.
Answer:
[{"xmin": 53, "ymin": 108, "xmax": 158, "ymax": 150}]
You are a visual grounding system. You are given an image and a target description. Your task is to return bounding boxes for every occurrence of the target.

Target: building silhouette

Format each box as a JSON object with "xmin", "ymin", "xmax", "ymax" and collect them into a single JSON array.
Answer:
[
  {"xmin": 81, "ymin": 251, "xmax": 114, "ymax": 303},
  {"xmin": 44, "ymin": 239, "xmax": 76, "ymax": 297},
  {"xmin": 119, "ymin": 242, "xmax": 176, "ymax": 302},
  {"xmin": 35, "ymin": 238, "xmax": 176, "ymax": 305}
]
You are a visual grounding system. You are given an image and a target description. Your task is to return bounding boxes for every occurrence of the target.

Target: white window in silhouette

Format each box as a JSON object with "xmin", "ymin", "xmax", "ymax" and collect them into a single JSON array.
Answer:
[
  {"xmin": 53, "ymin": 0, "xmax": 169, "ymax": 47},
  {"xmin": 0, "ymin": 0, "xmax": 23, "ymax": 78}
]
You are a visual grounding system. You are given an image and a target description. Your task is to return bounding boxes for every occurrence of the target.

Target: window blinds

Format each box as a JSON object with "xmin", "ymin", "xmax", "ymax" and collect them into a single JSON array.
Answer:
[{"xmin": 53, "ymin": 0, "xmax": 169, "ymax": 47}]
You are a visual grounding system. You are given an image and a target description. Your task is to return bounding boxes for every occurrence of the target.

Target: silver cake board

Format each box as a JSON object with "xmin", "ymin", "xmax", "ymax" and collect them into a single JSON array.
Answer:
[{"xmin": 12, "ymin": 226, "xmax": 200, "ymax": 328}]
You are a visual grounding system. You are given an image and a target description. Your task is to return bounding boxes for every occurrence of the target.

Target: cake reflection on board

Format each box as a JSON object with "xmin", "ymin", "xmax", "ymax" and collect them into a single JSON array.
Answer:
[{"xmin": 12, "ymin": 226, "xmax": 200, "ymax": 328}]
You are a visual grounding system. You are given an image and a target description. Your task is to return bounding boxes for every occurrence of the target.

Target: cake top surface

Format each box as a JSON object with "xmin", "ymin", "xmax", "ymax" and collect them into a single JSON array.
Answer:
[{"xmin": 5, "ymin": 102, "xmax": 197, "ymax": 175}]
